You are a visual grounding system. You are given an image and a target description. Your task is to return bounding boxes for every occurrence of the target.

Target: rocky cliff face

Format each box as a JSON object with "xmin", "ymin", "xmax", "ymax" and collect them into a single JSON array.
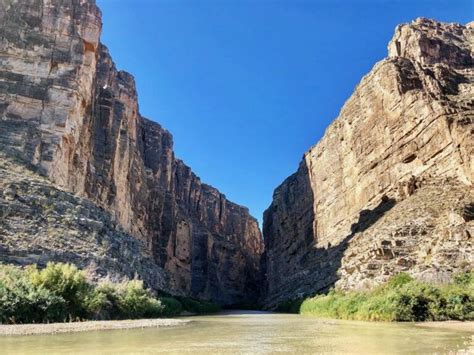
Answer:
[
  {"xmin": 263, "ymin": 18, "xmax": 473, "ymax": 309},
  {"xmin": 0, "ymin": 0, "xmax": 263, "ymax": 306},
  {"xmin": 0, "ymin": 149, "xmax": 170, "ymax": 292}
]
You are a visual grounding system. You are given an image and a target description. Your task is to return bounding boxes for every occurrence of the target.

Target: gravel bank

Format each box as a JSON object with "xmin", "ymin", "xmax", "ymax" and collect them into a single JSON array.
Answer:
[{"xmin": 0, "ymin": 319, "xmax": 189, "ymax": 336}]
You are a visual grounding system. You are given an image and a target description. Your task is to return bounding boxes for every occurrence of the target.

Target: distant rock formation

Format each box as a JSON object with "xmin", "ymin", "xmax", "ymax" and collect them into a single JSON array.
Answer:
[
  {"xmin": 0, "ymin": 0, "xmax": 263, "ymax": 306},
  {"xmin": 263, "ymin": 18, "xmax": 473, "ymax": 309}
]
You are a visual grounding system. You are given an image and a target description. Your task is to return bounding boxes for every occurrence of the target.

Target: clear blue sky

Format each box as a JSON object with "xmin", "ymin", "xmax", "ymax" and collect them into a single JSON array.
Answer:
[{"xmin": 96, "ymin": 0, "xmax": 472, "ymax": 227}]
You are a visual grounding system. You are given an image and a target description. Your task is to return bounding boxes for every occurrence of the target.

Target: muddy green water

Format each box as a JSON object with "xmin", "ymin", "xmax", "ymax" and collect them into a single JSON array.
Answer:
[{"xmin": 1, "ymin": 311, "xmax": 472, "ymax": 354}]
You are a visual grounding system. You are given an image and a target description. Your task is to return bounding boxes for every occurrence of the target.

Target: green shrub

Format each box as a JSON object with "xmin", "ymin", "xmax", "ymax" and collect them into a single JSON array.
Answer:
[
  {"xmin": 299, "ymin": 271, "xmax": 474, "ymax": 322},
  {"xmin": 27, "ymin": 263, "xmax": 90, "ymax": 320},
  {"xmin": 356, "ymin": 292, "xmax": 396, "ymax": 321},
  {"xmin": 0, "ymin": 265, "xmax": 67, "ymax": 323},
  {"xmin": 439, "ymin": 286, "xmax": 473, "ymax": 321},
  {"xmin": 83, "ymin": 281, "xmax": 121, "ymax": 320},
  {"xmin": 385, "ymin": 272, "xmax": 413, "ymax": 289},
  {"xmin": 159, "ymin": 297, "xmax": 184, "ymax": 317},
  {"xmin": 454, "ymin": 270, "xmax": 473, "ymax": 286},
  {"xmin": 116, "ymin": 280, "xmax": 164, "ymax": 319},
  {"xmin": 84, "ymin": 280, "xmax": 167, "ymax": 319},
  {"xmin": 391, "ymin": 283, "xmax": 439, "ymax": 321}
]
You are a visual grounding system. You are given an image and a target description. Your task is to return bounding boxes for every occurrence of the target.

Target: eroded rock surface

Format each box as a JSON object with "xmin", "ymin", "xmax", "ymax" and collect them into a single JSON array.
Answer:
[
  {"xmin": 263, "ymin": 18, "xmax": 473, "ymax": 309},
  {"xmin": 0, "ymin": 149, "xmax": 170, "ymax": 292},
  {"xmin": 0, "ymin": 0, "xmax": 263, "ymax": 306}
]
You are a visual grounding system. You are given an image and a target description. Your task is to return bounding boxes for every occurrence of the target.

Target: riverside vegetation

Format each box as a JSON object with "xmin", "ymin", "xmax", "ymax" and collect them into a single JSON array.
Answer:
[
  {"xmin": 297, "ymin": 272, "xmax": 474, "ymax": 321},
  {"xmin": 0, "ymin": 262, "xmax": 219, "ymax": 324},
  {"xmin": 1, "ymin": 262, "xmax": 471, "ymax": 324}
]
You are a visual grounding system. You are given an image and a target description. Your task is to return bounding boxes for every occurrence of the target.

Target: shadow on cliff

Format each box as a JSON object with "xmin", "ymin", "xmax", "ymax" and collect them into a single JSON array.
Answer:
[
  {"xmin": 308, "ymin": 195, "xmax": 397, "ymax": 297},
  {"xmin": 350, "ymin": 195, "xmax": 397, "ymax": 235}
]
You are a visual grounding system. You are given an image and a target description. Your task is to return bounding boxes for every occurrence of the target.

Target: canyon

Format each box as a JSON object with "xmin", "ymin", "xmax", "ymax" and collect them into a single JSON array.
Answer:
[{"xmin": 0, "ymin": 0, "xmax": 472, "ymax": 310}]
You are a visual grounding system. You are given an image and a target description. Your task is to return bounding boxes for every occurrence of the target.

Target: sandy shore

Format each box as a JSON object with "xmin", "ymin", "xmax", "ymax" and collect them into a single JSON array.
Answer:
[
  {"xmin": 0, "ymin": 318, "xmax": 189, "ymax": 336},
  {"xmin": 415, "ymin": 321, "xmax": 474, "ymax": 333}
]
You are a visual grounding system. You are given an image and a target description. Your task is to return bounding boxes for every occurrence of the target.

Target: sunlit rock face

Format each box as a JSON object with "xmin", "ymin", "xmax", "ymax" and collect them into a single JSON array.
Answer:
[
  {"xmin": 0, "ymin": 0, "xmax": 263, "ymax": 306},
  {"xmin": 263, "ymin": 18, "xmax": 473, "ymax": 309}
]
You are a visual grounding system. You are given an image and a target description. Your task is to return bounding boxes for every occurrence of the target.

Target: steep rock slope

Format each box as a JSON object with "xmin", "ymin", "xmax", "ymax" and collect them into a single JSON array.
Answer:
[
  {"xmin": 263, "ymin": 18, "xmax": 473, "ymax": 309},
  {"xmin": 0, "ymin": 0, "xmax": 263, "ymax": 306},
  {"xmin": 0, "ymin": 149, "xmax": 170, "ymax": 292}
]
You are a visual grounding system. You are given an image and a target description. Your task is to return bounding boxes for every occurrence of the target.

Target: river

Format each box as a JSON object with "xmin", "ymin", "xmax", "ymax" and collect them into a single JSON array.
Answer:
[{"xmin": 1, "ymin": 311, "xmax": 472, "ymax": 354}]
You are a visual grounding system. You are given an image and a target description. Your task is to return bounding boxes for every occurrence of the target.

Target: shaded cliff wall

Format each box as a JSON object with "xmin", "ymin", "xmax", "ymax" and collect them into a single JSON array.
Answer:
[
  {"xmin": 0, "ymin": 0, "xmax": 263, "ymax": 306},
  {"xmin": 263, "ymin": 19, "xmax": 473, "ymax": 308}
]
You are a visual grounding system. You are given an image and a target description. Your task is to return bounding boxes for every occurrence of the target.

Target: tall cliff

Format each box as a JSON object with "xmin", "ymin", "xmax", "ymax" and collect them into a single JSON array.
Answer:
[
  {"xmin": 263, "ymin": 18, "xmax": 473, "ymax": 309},
  {"xmin": 0, "ymin": 0, "xmax": 263, "ymax": 306}
]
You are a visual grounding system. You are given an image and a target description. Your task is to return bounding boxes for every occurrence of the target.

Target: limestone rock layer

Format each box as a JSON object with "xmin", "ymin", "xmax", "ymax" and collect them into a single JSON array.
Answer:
[
  {"xmin": 0, "ymin": 0, "xmax": 263, "ymax": 306},
  {"xmin": 263, "ymin": 18, "xmax": 473, "ymax": 309}
]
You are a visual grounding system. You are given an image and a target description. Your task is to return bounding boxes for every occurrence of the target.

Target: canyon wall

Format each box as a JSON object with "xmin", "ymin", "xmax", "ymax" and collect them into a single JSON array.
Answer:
[
  {"xmin": 263, "ymin": 18, "xmax": 473, "ymax": 309},
  {"xmin": 0, "ymin": 0, "xmax": 263, "ymax": 306}
]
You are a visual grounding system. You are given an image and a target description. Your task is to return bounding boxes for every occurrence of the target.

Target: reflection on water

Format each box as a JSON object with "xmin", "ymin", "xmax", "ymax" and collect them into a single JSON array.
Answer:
[{"xmin": 1, "ymin": 311, "xmax": 472, "ymax": 354}]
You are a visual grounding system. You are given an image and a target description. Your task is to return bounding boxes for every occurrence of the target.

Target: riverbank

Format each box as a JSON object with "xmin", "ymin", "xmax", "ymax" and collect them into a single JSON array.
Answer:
[
  {"xmin": 298, "ymin": 272, "xmax": 473, "ymax": 322},
  {"xmin": 415, "ymin": 321, "xmax": 474, "ymax": 333},
  {"xmin": 0, "ymin": 318, "xmax": 189, "ymax": 336}
]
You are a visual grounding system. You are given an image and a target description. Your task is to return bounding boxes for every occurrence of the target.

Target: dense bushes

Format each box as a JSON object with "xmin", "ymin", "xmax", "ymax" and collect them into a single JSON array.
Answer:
[
  {"xmin": 299, "ymin": 272, "xmax": 474, "ymax": 321},
  {"xmin": 159, "ymin": 297, "xmax": 184, "ymax": 317},
  {"xmin": 177, "ymin": 296, "xmax": 221, "ymax": 314},
  {"xmin": 84, "ymin": 280, "xmax": 166, "ymax": 320},
  {"xmin": 29, "ymin": 263, "xmax": 90, "ymax": 320},
  {"xmin": 0, "ymin": 263, "xmax": 219, "ymax": 324},
  {"xmin": 0, "ymin": 265, "xmax": 67, "ymax": 324}
]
